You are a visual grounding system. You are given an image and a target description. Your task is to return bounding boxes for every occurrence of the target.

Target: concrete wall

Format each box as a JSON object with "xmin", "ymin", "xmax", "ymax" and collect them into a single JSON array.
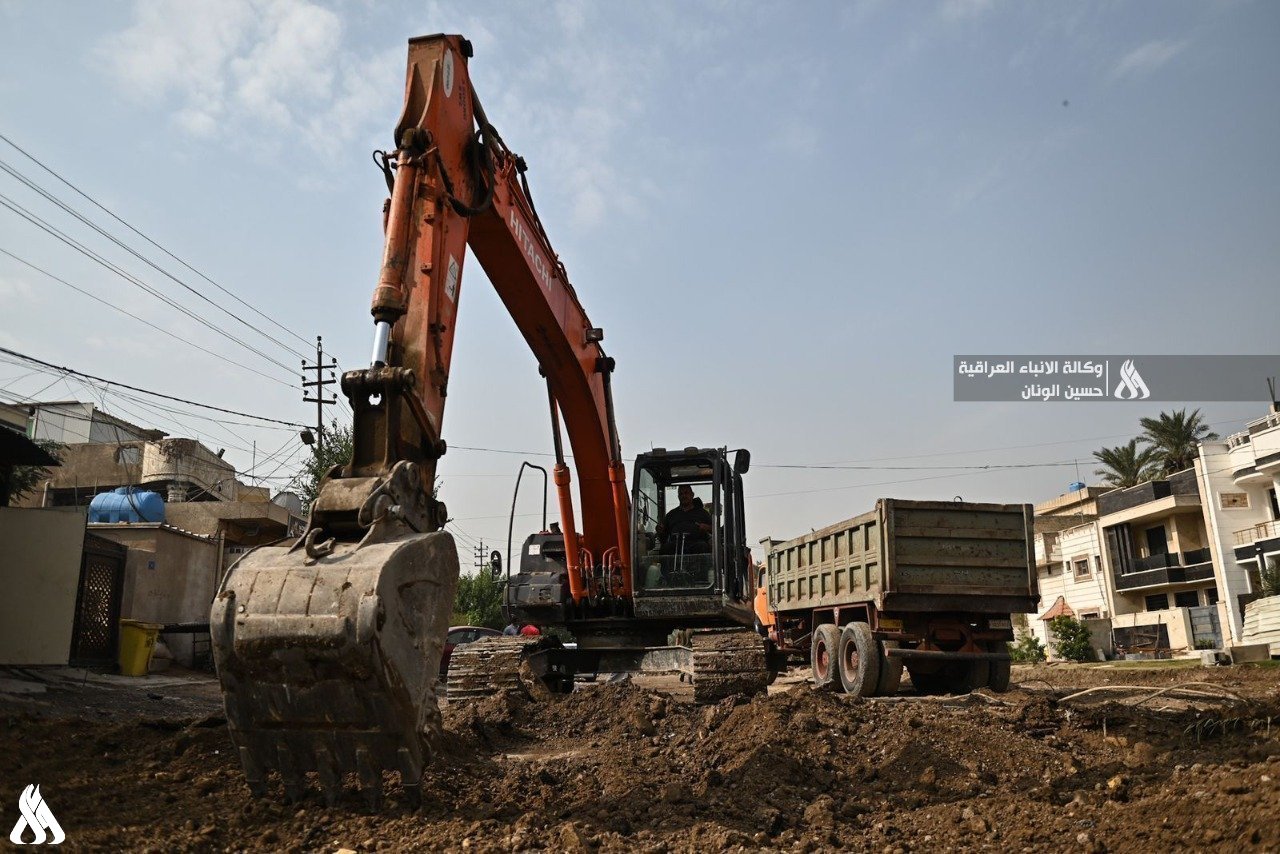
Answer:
[
  {"xmin": 1111, "ymin": 608, "xmax": 1194, "ymax": 652},
  {"xmin": 141, "ymin": 439, "xmax": 239, "ymax": 499},
  {"xmin": 0, "ymin": 507, "xmax": 86, "ymax": 664},
  {"xmin": 91, "ymin": 525, "xmax": 219, "ymax": 666}
]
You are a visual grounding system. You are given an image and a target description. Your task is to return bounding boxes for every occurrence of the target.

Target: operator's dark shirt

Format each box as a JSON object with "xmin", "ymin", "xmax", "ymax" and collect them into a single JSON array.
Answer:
[{"xmin": 662, "ymin": 502, "xmax": 712, "ymax": 540}]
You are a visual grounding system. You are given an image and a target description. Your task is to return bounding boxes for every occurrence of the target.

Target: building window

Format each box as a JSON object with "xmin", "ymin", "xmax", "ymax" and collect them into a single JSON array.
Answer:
[
  {"xmin": 1173, "ymin": 590, "xmax": 1200, "ymax": 608},
  {"xmin": 1145, "ymin": 526, "xmax": 1168, "ymax": 556},
  {"xmin": 1073, "ymin": 558, "xmax": 1090, "ymax": 579},
  {"xmin": 1144, "ymin": 593, "xmax": 1169, "ymax": 612},
  {"xmin": 1205, "ymin": 586, "xmax": 1219, "ymax": 605},
  {"xmin": 1080, "ymin": 611, "xmax": 1100, "ymax": 620},
  {"xmin": 1219, "ymin": 492, "xmax": 1250, "ymax": 509}
]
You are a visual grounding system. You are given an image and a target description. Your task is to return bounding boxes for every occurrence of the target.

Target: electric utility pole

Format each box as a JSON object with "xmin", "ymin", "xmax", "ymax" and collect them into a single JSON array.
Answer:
[{"xmin": 301, "ymin": 335, "xmax": 338, "ymax": 452}]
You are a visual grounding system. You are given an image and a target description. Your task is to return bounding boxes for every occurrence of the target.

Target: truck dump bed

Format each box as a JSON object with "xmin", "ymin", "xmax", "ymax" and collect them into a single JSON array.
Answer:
[{"xmin": 765, "ymin": 499, "xmax": 1036, "ymax": 616}]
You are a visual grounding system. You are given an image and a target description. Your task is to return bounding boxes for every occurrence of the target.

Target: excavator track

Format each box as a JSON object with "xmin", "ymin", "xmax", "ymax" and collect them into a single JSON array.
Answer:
[
  {"xmin": 445, "ymin": 636, "xmax": 536, "ymax": 700},
  {"xmin": 688, "ymin": 629, "xmax": 770, "ymax": 704}
]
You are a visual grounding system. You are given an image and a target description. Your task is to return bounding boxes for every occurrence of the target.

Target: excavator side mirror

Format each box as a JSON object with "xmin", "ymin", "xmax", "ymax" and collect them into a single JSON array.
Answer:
[
  {"xmin": 489, "ymin": 550, "xmax": 502, "ymax": 579},
  {"xmin": 733, "ymin": 449, "xmax": 751, "ymax": 475}
]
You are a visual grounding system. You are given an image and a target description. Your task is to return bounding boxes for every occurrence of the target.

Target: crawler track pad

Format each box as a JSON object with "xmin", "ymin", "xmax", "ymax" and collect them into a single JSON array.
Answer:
[{"xmin": 211, "ymin": 531, "xmax": 459, "ymax": 807}]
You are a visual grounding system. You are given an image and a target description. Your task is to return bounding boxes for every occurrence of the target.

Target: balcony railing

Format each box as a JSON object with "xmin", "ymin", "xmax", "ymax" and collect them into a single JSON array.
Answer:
[
  {"xmin": 1248, "ymin": 412, "xmax": 1280, "ymax": 435},
  {"xmin": 1227, "ymin": 431, "xmax": 1251, "ymax": 449},
  {"xmin": 1134, "ymin": 552, "xmax": 1179, "ymax": 571},
  {"xmin": 1235, "ymin": 520, "xmax": 1280, "ymax": 547},
  {"xmin": 1181, "ymin": 547, "xmax": 1212, "ymax": 565},
  {"xmin": 1115, "ymin": 550, "xmax": 1215, "ymax": 591}
]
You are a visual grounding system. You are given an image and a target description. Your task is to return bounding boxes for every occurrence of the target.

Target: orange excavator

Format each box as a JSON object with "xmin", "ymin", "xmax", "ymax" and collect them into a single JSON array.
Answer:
[{"xmin": 212, "ymin": 34, "xmax": 776, "ymax": 808}]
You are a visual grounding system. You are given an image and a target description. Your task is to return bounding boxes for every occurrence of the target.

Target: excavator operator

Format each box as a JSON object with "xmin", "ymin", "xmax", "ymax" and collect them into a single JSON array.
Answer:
[{"xmin": 656, "ymin": 485, "xmax": 712, "ymax": 556}]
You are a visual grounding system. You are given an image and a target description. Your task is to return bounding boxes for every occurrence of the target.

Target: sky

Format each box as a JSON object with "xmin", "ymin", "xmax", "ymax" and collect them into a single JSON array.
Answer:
[{"xmin": 0, "ymin": 0, "xmax": 1277, "ymax": 569}]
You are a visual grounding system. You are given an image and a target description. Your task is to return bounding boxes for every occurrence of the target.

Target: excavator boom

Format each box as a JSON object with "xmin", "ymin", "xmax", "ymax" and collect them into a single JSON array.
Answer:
[{"xmin": 213, "ymin": 34, "xmax": 635, "ymax": 807}]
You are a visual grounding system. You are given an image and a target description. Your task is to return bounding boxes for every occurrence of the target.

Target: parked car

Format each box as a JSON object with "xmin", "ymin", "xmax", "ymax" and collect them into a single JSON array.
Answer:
[{"xmin": 439, "ymin": 625, "xmax": 502, "ymax": 678}]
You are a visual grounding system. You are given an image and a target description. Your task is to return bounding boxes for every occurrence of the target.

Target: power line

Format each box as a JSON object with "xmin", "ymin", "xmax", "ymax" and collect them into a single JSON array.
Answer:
[
  {"xmin": 0, "ymin": 191, "xmax": 299, "ymax": 376},
  {"xmin": 0, "ymin": 132, "xmax": 316, "ymax": 353},
  {"xmin": 0, "ymin": 247, "xmax": 295, "ymax": 389},
  {"xmin": 0, "ymin": 346, "xmax": 308, "ymax": 428},
  {"xmin": 0, "ymin": 132, "xmax": 356, "ymax": 420},
  {"xmin": 0, "ymin": 157, "xmax": 309, "ymax": 361}
]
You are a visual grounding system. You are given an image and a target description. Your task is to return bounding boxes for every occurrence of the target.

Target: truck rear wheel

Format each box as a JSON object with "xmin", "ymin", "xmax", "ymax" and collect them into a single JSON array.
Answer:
[
  {"xmin": 810, "ymin": 624, "xmax": 840, "ymax": 690},
  {"xmin": 837, "ymin": 622, "xmax": 880, "ymax": 697},
  {"xmin": 876, "ymin": 640, "xmax": 904, "ymax": 696},
  {"xmin": 988, "ymin": 644, "xmax": 1011, "ymax": 693},
  {"xmin": 948, "ymin": 659, "xmax": 989, "ymax": 693}
]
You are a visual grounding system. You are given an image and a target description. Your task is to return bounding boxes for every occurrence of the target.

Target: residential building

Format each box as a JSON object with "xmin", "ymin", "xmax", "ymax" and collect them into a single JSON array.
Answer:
[
  {"xmin": 1095, "ymin": 469, "xmax": 1225, "ymax": 650},
  {"xmin": 10, "ymin": 401, "xmax": 305, "ymax": 563},
  {"xmin": 1209, "ymin": 411, "xmax": 1280, "ymax": 636},
  {"xmin": 24, "ymin": 400, "xmax": 165, "ymax": 445},
  {"xmin": 1029, "ymin": 485, "xmax": 1108, "ymax": 649}
]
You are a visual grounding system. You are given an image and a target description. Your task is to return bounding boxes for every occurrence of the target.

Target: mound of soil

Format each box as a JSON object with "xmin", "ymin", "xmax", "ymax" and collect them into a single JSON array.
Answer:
[{"xmin": 2, "ymin": 665, "xmax": 1279, "ymax": 851}]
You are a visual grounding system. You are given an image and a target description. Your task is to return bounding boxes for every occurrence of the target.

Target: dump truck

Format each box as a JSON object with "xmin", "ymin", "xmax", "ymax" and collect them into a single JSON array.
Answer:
[{"xmin": 759, "ymin": 499, "xmax": 1037, "ymax": 696}]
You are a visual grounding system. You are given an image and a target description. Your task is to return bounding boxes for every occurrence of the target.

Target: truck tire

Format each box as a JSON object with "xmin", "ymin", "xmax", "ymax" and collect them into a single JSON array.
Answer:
[
  {"xmin": 837, "ymin": 622, "xmax": 880, "ymax": 697},
  {"xmin": 948, "ymin": 659, "xmax": 989, "ymax": 693},
  {"xmin": 988, "ymin": 645, "xmax": 1012, "ymax": 693},
  {"xmin": 876, "ymin": 640, "xmax": 904, "ymax": 696},
  {"xmin": 810, "ymin": 624, "xmax": 840, "ymax": 691}
]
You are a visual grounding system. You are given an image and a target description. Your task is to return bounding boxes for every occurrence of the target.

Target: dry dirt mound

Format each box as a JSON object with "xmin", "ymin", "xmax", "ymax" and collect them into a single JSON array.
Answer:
[{"xmin": 2, "ymin": 669, "xmax": 1279, "ymax": 851}]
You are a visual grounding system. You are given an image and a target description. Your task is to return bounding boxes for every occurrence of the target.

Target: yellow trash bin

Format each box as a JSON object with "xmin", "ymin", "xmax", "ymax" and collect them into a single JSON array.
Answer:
[{"xmin": 119, "ymin": 620, "xmax": 164, "ymax": 677}]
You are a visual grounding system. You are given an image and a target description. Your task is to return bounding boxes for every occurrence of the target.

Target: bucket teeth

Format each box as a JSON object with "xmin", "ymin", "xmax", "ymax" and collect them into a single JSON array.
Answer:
[
  {"xmin": 277, "ymin": 745, "xmax": 305, "ymax": 803},
  {"xmin": 357, "ymin": 748, "xmax": 382, "ymax": 811},
  {"xmin": 316, "ymin": 746, "xmax": 342, "ymax": 807}
]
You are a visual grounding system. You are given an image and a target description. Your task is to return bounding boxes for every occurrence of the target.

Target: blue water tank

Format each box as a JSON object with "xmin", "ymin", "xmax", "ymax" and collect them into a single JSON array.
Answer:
[
  {"xmin": 89, "ymin": 487, "xmax": 165, "ymax": 523},
  {"xmin": 1068, "ymin": 481, "xmax": 1086, "ymax": 493}
]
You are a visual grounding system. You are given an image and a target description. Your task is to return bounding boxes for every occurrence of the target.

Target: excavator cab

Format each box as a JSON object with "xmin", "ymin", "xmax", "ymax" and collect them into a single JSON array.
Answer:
[{"xmin": 631, "ymin": 447, "xmax": 752, "ymax": 620}]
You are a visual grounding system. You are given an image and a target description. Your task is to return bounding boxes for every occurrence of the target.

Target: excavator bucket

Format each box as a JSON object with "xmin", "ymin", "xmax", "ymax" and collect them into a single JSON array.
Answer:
[{"xmin": 211, "ymin": 529, "xmax": 458, "ymax": 808}]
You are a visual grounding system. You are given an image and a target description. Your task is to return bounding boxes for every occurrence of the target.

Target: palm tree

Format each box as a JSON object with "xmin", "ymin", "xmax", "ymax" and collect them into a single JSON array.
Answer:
[
  {"xmin": 1092, "ymin": 439, "xmax": 1162, "ymax": 488},
  {"xmin": 1138, "ymin": 408, "xmax": 1219, "ymax": 474}
]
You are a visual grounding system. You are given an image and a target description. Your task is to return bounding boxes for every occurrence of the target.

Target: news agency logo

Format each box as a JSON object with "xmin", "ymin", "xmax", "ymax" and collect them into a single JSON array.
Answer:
[
  {"xmin": 9, "ymin": 785, "xmax": 64, "ymax": 846},
  {"xmin": 1113, "ymin": 359, "xmax": 1151, "ymax": 400}
]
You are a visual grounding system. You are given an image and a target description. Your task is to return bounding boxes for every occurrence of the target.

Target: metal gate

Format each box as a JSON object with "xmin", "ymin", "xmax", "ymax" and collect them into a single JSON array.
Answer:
[
  {"xmin": 1189, "ymin": 605, "xmax": 1223, "ymax": 649},
  {"xmin": 70, "ymin": 533, "xmax": 126, "ymax": 664}
]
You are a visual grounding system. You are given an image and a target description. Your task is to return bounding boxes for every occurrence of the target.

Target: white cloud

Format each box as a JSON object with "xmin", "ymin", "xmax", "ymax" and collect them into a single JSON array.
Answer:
[
  {"xmin": 96, "ymin": 0, "xmax": 399, "ymax": 164},
  {"xmin": 0, "ymin": 275, "xmax": 33, "ymax": 301},
  {"xmin": 1111, "ymin": 39, "xmax": 1189, "ymax": 80}
]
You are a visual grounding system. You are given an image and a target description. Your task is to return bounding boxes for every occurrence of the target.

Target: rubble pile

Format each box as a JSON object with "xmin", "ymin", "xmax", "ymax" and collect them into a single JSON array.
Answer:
[{"xmin": 1, "ymin": 664, "xmax": 1278, "ymax": 851}]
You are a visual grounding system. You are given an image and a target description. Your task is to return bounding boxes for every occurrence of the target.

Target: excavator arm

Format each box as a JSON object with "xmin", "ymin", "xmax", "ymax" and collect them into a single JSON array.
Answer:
[
  {"xmin": 212, "ymin": 34, "xmax": 632, "ymax": 808},
  {"xmin": 353, "ymin": 34, "xmax": 631, "ymax": 602}
]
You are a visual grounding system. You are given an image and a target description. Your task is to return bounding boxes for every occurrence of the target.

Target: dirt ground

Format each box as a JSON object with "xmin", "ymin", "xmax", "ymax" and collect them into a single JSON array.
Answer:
[{"xmin": 2, "ymin": 661, "xmax": 1279, "ymax": 852}]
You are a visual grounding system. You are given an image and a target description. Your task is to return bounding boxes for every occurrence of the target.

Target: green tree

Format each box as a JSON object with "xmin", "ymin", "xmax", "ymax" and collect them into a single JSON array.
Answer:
[
  {"xmin": 0, "ymin": 438, "xmax": 63, "ymax": 507},
  {"xmin": 1258, "ymin": 558, "xmax": 1280, "ymax": 598},
  {"xmin": 1048, "ymin": 615, "xmax": 1094, "ymax": 662},
  {"xmin": 1008, "ymin": 633, "xmax": 1046, "ymax": 663},
  {"xmin": 296, "ymin": 421, "xmax": 354, "ymax": 509},
  {"xmin": 295, "ymin": 420, "xmax": 440, "ymax": 509},
  {"xmin": 1138, "ymin": 408, "xmax": 1219, "ymax": 474},
  {"xmin": 453, "ymin": 570, "xmax": 505, "ymax": 629},
  {"xmin": 1092, "ymin": 438, "xmax": 1162, "ymax": 488}
]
